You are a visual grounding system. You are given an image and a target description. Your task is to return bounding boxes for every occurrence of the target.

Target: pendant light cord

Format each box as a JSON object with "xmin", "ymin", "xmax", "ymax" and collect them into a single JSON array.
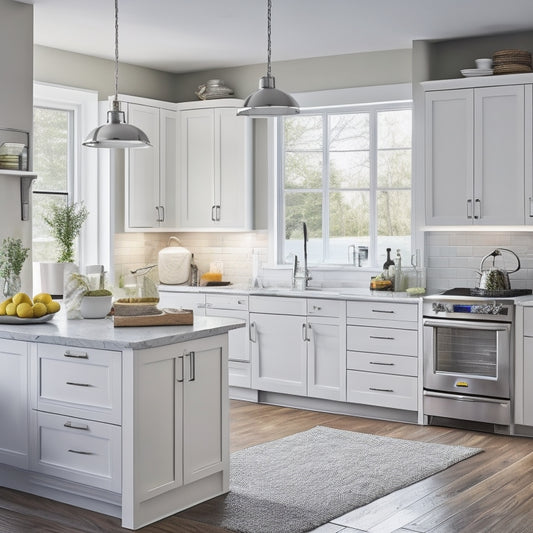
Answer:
[
  {"xmin": 266, "ymin": 0, "xmax": 272, "ymax": 78},
  {"xmin": 114, "ymin": 0, "xmax": 119, "ymax": 102}
]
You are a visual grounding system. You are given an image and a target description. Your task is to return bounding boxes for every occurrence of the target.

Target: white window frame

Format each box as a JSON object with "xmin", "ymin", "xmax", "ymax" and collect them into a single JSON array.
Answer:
[
  {"xmin": 269, "ymin": 83, "xmax": 413, "ymax": 270},
  {"xmin": 33, "ymin": 82, "xmax": 105, "ymax": 271}
]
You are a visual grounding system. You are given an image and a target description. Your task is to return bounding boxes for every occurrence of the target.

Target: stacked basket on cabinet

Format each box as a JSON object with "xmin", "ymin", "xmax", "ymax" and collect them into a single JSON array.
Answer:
[{"xmin": 492, "ymin": 49, "xmax": 532, "ymax": 75}]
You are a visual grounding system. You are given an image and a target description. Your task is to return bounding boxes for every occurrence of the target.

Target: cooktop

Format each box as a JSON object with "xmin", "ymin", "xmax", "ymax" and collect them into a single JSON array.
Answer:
[{"xmin": 442, "ymin": 287, "xmax": 532, "ymax": 298}]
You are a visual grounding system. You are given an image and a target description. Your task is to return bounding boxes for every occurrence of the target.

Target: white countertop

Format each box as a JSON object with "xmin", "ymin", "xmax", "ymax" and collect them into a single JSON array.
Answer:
[
  {"xmin": 158, "ymin": 284, "xmax": 423, "ymax": 304},
  {"xmin": 0, "ymin": 312, "xmax": 245, "ymax": 350}
]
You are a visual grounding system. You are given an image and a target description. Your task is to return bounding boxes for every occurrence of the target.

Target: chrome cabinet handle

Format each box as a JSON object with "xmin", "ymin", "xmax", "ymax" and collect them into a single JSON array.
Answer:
[
  {"xmin": 371, "ymin": 309, "xmax": 394, "ymax": 314},
  {"xmin": 249, "ymin": 321, "xmax": 257, "ymax": 343},
  {"xmin": 215, "ymin": 205, "xmax": 221, "ymax": 221},
  {"xmin": 176, "ymin": 355, "xmax": 184, "ymax": 383},
  {"xmin": 529, "ymin": 197, "xmax": 533, "ymax": 218},
  {"xmin": 155, "ymin": 206, "xmax": 162, "ymax": 222},
  {"xmin": 66, "ymin": 381, "xmax": 92, "ymax": 387},
  {"xmin": 64, "ymin": 350, "xmax": 88, "ymax": 359},
  {"xmin": 474, "ymin": 198, "xmax": 481, "ymax": 219},
  {"xmin": 369, "ymin": 335, "xmax": 395, "ymax": 340},
  {"xmin": 312, "ymin": 305, "xmax": 322, "ymax": 311},
  {"xmin": 64, "ymin": 421, "xmax": 89, "ymax": 431},
  {"xmin": 369, "ymin": 387, "xmax": 394, "ymax": 393},
  {"xmin": 185, "ymin": 352, "xmax": 196, "ymax": 382},
  {"xmin": 369, "ymin": 361, "xmax": 394, "ymax": 366},
  {"xmin": 159, "ymin": 205, "xmax": 165, "ymax": 222},
  {"xmin": 211, "ymin": 205, "xmax": 216, "ymax": 221},
  {"xmin": 467, "ymin": 199, "xmax": 473, "ymax": 219},
  {"xmin": 68, "ymin": 449, "xmax": 94, "ymax": 455}
]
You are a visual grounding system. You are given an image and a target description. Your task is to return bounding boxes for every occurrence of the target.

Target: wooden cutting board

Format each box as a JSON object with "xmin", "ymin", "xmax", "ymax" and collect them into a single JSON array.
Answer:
[{"xmin": 113, "ymin": 308, "xmax": 193, "ymax": 327}]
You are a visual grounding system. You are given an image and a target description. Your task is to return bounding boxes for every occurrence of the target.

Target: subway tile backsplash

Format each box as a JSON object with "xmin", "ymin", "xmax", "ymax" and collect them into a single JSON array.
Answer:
[{"xmin": 426, "ymin": 231, "xmax": 533, "ymax": 292}]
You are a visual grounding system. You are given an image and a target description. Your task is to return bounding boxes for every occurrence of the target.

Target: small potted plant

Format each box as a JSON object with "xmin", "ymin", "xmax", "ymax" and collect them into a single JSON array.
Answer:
[
  {"xmin": 0, "ymin": 237, "xmax": 30, "ymax": 298},
  {"xmin": 69, "ymin": 272, "xmax": 113, "ymax": 319},
  {"xmin": 40, "ymin": 202, "xmax": 89, "ymax": 297}
]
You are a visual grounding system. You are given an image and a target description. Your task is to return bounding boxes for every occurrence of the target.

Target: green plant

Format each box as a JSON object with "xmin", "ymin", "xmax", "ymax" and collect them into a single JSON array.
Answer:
[
  {"xmin": 0, "ymin": 237, "xmax": 30, "ymax": 279},
  {"xmin": 69, "ymin": 273, "xmax": 112, "ymax": 297},
  {"xmin": 43, "ymin": 202, "xmax": 89, "ymax": 263}
]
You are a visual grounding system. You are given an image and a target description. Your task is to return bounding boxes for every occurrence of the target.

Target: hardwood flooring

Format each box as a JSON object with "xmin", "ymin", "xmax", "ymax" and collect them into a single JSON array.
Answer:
[{"xmin": 2, "ymin": 400, "xmax": 533, "ymax": 532}]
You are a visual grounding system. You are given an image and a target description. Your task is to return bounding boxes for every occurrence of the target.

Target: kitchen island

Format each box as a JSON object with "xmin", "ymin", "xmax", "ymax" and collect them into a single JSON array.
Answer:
[{"xmin": 0, "ymin": 312, "xmax": 245, "ymax": 530}]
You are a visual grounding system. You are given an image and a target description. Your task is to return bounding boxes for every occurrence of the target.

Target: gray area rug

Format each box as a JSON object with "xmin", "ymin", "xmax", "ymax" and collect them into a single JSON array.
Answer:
[{"xmin": 207, "ymin": 425, "xmax": 482, "ymax": 533}]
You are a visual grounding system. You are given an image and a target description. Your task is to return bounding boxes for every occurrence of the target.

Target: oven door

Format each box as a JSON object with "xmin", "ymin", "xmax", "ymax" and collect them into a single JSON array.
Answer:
[{"xmin": 423, "ymin": 318, "xmax": 511, "ymax": 399}]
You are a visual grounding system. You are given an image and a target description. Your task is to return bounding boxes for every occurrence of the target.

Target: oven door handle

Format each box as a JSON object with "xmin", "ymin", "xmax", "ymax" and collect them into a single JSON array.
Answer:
[
  {"xmin": 423, "ymin": 318, "xmax": 511, "ymax": 332},
  {"xmin": 423, "ymin": 390, "xmax": 509, "ymax": 405}
]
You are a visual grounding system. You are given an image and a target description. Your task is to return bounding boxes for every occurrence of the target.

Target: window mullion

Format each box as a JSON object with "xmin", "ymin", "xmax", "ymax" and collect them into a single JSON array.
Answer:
[
  {"xmin": 322, "ymin": 112, "xmax": 329, "ymax": 263},
  {"xmin": 369, "ymin": 109, "xmax": 378, "ymax": 267}
]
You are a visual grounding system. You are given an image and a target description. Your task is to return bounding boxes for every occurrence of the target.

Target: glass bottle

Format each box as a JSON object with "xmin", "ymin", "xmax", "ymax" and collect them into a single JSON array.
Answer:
[
  {"xmin": 3, "ymin": 272, "xmax": 21, "ymax": 299},
  {"xmin": 189, "ymin": 254, "xmax": 198, "ymax": 287},
  {"xmin": 383, "ymin": 248, "xmax": 395, "ymax": 271},
  {"xmin": 394, "ymin": 249, "xmax": 402, "ymax": 291}
]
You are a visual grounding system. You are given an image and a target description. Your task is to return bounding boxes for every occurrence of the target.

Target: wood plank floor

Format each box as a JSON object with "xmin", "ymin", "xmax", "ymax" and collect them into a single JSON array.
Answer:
[{"xmin": 2, "ymin": 400, "xmax": 533, "ymax": 532}]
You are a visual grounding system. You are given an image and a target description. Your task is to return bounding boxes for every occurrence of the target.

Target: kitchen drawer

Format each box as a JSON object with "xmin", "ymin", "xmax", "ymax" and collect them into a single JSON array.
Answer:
[
  {"xmin": 347, "ymin": 370, "xmax": 417, "ymax": 411},
  {"xmin": 347, "ymin": 325, "xmax": 418, "ymax": 357},
  {"xmin": 524, "ymin": 307, "xmax": 533, "ymax": 337},
  {"xmin": 347, "ymin": 351, "xmax": 417, "ymax": 377},
  {"xmin": 307, "ymin": 298, "xmax": 345, "ymax": 318},
  {"xmin": 35, "ymin": 344, "xmax": 121, "ymax": 425},
  {"xmin": 158, "ymin": 291, "xmax": 206, "ymax": 315},
  {"xmin": 30, "ymin": 411, "xmax": 121, "ymax": 493},
  {"xmin": 205, "ymin": 293, "xmax": 248, "ymax": 311},
  {"xmin": 229, "ymin": 361, "xmax": 251, "ymax": 388},
  {"xmin": 250, "ymin": 295, "xmax": 306, "ymax": 315},
  {"xmin": 347, "ymin": 300, "xmax": 417, "ymax": 323}
]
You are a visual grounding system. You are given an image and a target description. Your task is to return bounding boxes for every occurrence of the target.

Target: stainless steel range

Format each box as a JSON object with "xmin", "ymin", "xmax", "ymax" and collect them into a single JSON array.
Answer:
[{"xmin": 423, "ymin": 288, "xmax": 532, "ymax": 430}]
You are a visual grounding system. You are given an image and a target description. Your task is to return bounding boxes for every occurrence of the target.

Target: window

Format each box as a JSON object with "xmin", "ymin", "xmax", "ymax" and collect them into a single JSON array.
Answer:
[
  {"xmin": 32, "ymin": 106, "xmax": 74, "ymax": 262},
  {"xmin": 277, "ymin": 102, "xmax": 412, "ymax": 269}
]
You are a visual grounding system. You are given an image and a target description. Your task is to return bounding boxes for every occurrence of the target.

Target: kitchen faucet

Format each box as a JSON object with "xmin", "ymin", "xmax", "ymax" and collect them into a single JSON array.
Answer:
[{"xmin": 303, "ymin": 222, "xmax": 312, "ymax": 288}]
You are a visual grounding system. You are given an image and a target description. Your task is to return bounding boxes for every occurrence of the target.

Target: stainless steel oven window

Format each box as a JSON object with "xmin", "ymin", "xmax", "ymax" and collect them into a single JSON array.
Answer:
[{"xmin": 434, "ymin": 327, "xmax": 497, "ymax": 378}]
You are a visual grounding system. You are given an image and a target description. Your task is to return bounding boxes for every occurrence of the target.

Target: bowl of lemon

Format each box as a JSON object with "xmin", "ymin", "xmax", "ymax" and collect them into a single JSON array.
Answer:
[{"xmin": 0, "ymin": 292, "xmax": 60, "ymax": 323}]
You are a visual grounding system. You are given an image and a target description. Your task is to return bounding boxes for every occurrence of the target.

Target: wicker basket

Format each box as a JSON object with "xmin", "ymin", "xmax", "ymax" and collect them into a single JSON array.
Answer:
[{"xmin": 492, "ymin": 49, "xmax": 532, "ymax": 74}]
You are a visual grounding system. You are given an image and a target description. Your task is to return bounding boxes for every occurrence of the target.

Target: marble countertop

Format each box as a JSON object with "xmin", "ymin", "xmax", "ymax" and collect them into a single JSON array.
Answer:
[
  {"xmin": 158, "ymin": 284, "xmax": 423, "ymax": 303},
  {"xmin": 0, "ymin": 312, "xmax": 245, "ymax": 351}
]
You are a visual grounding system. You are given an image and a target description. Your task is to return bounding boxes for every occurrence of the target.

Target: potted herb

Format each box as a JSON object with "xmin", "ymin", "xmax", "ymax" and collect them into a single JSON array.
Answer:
[
  {"xmin": 69, "ymin": 272, "xmax": 113, "ymax": 319},
  {"xmin": 0, "ymin": 237, "xmax": 30, "ymax": 298},
  {"xmin": 40, "ymin": 202, "xmax": 89, "ymax": 297}
]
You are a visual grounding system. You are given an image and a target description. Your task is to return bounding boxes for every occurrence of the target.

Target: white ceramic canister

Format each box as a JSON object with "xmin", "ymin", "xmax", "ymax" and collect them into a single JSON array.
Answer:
[{"xmin": 158, "ymin": 237, "xmax": 192, "ymax": 285}]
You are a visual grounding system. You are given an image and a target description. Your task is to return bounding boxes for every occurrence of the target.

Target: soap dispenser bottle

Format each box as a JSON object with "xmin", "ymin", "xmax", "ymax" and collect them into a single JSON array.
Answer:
[{"xmin": 394, "ymin": 249, "xmax": 402, "ymax": 291}]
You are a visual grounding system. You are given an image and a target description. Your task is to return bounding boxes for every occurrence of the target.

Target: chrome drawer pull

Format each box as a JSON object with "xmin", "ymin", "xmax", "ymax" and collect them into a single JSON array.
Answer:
[
  {"xmin": 66, "ymin": 381, "xmax": 92, "ymax": 387},
  {"xmin": 369, "ymin": 387, "xmax": 394, "ymax": 393},
  {"xmin": 64, "ymin": 350, "xmax": 89, "ymax": 359},
  {"xmin": 369, "ymin": 335, "xmax": 395, "ymax": 340},
  {"xmin": 64, "ymin": 421, "xmax": 89, "ymax": 431},
  {"xmin": 369, "ymin": 361, "xmax": 394, "ymax": 366},
  {"xmin": 371, "ymin": 309, "xmax": 394, "ymax": 314},
  {"xmin": 68, "ymin": 449, "xmax": 95, "ymax": 455}
]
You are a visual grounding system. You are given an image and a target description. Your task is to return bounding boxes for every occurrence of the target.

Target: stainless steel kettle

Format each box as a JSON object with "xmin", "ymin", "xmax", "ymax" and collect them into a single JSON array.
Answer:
[{"xmin": 478, "ymin": 248, "xmax": 520, "ymax": 291}]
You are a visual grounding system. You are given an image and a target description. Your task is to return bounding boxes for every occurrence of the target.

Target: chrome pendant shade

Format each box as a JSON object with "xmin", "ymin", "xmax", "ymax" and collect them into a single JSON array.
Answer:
[
  {"xmin": 238, "ymin": 0, "xmax": 299, "ymax": 117},
  {"xmin": 83, "ymin": 0, "xmax": 150, "ymax": 148}
]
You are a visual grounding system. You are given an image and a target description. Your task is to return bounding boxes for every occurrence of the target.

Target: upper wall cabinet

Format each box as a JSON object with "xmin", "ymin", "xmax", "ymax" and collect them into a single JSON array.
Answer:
[
  {"xmin": 424, "ymin": 81, "xmax": 525, "ymax": 226},
  {"xmin": 125, "ymin": 101, "xmax": 178, "ymax": 231},
  {"xmin": 178, "ymin": 100, "xmax": 252, "ymax": 231}
]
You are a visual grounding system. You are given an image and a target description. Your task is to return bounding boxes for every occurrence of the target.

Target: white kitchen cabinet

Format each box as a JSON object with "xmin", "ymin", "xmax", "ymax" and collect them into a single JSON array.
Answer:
[
  {"xmin": 179, "ymin": 101, "xmax": 252, "ymax": 230},
  {"xmin": 0, "ymin": 339, "xmax": 29, "ymax": 469},
  {"xmin": 125, "ymin": 100, "xmax": 178, "ymax": 230},
  {"xmin": 515, "ymin": 306, "xmax": 533, "ymax": 426},
  {"xmin": 249, "ymin": 296, "xmax": 346, "ymax": 400},
  {"xmin": 425, "ymin": 84, "xmax": 525, "ymax": 225}
]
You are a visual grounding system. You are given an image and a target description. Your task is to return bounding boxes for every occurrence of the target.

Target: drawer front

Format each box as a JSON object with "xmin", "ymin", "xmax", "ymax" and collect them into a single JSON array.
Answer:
[
  {"xmin": 158, "ymin": 291, "xmax": 206, "ymax": 315},
  {"xmin": 347, "ymin": 325, "xmax": 418, "ymax": 357},
  {"xmin": 524, "ymin": 307, "xmax": 533, "ymax": 337},
  {"xmin": 347, "ymin": 370, "xmax": 417, "ymax": 410},
  {"xmin": 205, "ymin": 293, "xmax": 249, "ymax": 311},
  {"xmin": 347, "ymin": 351, "xmax": 417, "ymax": 377},
  {"xmin": 30, "ymin": 411, "xmax": 121, "ymax": 493},
  {"xmin": 347, "ymin": 300, "xmax": 417, "ymax": 322},
  {"xmin": 307, "ymin": 298, "xmax": 344, "ymax": 318},
  {"xmin": 229, "ymin": 361, "xmax": 251, "ymax": 388},
  {"xmin": 250, "ymin": 295, "xmax": 306, "ymax": 315},
  {"xmin": 36, "ymin": 344, "xmax": 121, "ymax": 425}
]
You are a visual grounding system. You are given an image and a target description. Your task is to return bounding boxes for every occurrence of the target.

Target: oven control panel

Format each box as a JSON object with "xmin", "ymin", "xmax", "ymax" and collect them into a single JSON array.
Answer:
[
  {"xmin": 423, "ymin": 298, "xmax": 514, "ymax": 322},
  {"xmin": 431, "ymin": 302, "xmax": 508, "ymax": 315}
]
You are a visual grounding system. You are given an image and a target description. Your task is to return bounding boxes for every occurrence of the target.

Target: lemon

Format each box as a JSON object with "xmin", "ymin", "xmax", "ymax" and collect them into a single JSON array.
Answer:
[
  {"xmin": 33, "ymin": 293, "xmax": 52, "ymax": 305},
  {"xmin": 16, "ymin": 302, "xmax": 33, "ymax": 318},
  {"xmin": 13, "ymin": 292, "xmax": 32, "ymax": 306},
  {"xmin": 46, "ymin": 300, "xmax": 61, "ymax": 314},
  {"xmin": 5, "ymin": 302, "xmax": 17, "ymax": 316},
  {"xmin": 0, "ymin": 298, "xmax": 12, "ymax": 316},
  {"xmin": 32, "ymin": 302, "xmax": 48, "ymax": 318}
]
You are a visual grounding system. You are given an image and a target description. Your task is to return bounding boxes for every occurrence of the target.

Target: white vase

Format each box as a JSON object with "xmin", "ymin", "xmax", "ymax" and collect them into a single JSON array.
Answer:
[
  {"xmin": 79, "ymin": 295, "xmax": 113, "ymax": 319},
  {"xmin": 40, "ymin": 262, "xmax": 67, "ymax": 297}
]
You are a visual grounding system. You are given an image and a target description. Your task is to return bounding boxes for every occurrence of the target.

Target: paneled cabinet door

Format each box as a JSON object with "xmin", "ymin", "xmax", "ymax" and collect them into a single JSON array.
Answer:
[
  {"xmin": 307, "ymin": 317, "xmax": 346, "ymax": 402},
  {"xmin": 0, "ymin": 339, "xmax": 29, "ymax": 469},
  {"xmin": 425, "ymin": 85, "xmax": 525, "ymax": 225},
  {"xmin": 250, "ymin": 313, "xmax": 307, "ymax": 396}
]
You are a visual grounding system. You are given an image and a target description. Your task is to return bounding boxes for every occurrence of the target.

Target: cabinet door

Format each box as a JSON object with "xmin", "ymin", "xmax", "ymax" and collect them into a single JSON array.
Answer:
[
  {"xmin": 425, "ymin": 89, "xmax": 474, "ymax": 225},
  {"xmin": 126, "ymin": 103, "xmax": 160, "ymax": 228},
  {"xmin": 182, "ymin": 336, "xmax": 228, "ymax": 485},
  {"xmin": 215, "ymin": 108, "xmax": 252, "ymax": 229},
  {"xmin": 180, "ymin": 108, "xmax": 215, "ymax": 228},
  {"xmin": 159, "ymin": 108, "xmax": 178, "ymax": 228},
  {"xmin": 0, "ymin": 339, "xmax": 29, "ymax": 469},
  {"xmin": 474, "ymin": 85, "xmax": 525, "ymax": 225},
  {"xmin": 250, "ymin": 313, "xmax": 307, "ymax": 396},
  {"xmin": 307, "ymin": 316, "xmax": 346, "ymax": 401},
  {"xmin": 205, "ymin": 307, "xmax": 249, "ymax": 362}
]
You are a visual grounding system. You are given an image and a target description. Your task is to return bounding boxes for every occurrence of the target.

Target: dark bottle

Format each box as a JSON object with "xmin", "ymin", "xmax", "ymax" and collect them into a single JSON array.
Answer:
[{"xmin": 383, "ymin": 248, "xmax": 395, "ymax": 271}]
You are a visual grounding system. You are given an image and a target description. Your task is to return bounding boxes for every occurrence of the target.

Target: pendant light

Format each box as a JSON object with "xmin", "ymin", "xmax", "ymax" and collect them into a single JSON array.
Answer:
[
  {"xmin": 83, "ymin": 0, "xmax": 151, "ymax": 148},
  {"xmin": 237, "ymin": 0, "xmax": 299, "ymax": 117}
]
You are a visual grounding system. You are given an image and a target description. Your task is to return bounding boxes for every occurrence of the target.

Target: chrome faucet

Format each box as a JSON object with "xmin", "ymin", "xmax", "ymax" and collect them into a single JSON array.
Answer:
[{"xmin": 303, "ymin": 222, "xmax": 312, "ymax": 288}]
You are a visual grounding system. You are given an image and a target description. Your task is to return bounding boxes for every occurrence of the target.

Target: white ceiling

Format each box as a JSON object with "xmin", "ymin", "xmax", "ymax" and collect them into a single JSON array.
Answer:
[{"xmin": 17, "ymin": 0, "xmax": 533, "ymax": 74}]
